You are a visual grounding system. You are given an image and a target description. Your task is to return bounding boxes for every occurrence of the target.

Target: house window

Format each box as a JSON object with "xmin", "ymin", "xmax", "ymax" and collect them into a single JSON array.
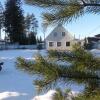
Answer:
[
  {"xmin": 62, "ymin": 32, "xmax": 65, "ymax": 37},
  {"xmin": 49, "ymin": 42, "xmax": 54, "ymax": 47},
  {"xmin": 66, "ymin": 42, "xmax": 70, "ymax": 46},
  {"xmin": 57, "ymin": 42, "xmax": 61, "ymax": 47}
]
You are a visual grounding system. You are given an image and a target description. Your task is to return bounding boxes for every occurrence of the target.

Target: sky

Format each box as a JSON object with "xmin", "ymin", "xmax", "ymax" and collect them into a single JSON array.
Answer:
[{"xmin": 1, "ymin": 0, "xmax": 100, "ymax": 39}]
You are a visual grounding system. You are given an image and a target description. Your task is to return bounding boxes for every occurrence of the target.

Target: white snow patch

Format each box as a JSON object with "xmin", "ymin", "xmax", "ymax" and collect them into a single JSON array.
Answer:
[
  {"xmin": 90, "ymin": 49, "xmax": 100, "ymax": 58},
  {"xmin": 32, "ymin": 90, "xmax": 79, "ymax": 100},
  {"xmin": 56, "ymin": 60, "xmax": 71, "ymax": 66},
  {"xmin": 32, "ymin": 90, "xmax": 57, "ymax": 100}
]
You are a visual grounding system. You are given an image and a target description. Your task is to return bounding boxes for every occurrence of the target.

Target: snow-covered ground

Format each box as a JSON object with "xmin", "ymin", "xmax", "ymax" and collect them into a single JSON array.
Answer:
[
  {"xmin": 0, "ymin": 49, "xmax": 99, "ymax": 100},
  {"xmin": 90, "ymin": 49, "xmax": 100, "ymax": 58},
  {"xmin": 0, "ymin": 50, "xmax": 46, "ymax": 100}
]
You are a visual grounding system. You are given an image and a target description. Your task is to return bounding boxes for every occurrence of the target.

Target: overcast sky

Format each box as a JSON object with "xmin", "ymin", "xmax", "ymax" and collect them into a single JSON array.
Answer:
[{"xmin": 1, "ymin": 0, "xmax": 100, "ymax": 39}]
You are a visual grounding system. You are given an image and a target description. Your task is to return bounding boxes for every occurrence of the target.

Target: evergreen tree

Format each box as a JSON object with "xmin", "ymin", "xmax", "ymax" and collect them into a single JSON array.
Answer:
[
  {"xmin": 37, "ymin": 36, "xmax": 42, "ymax": 43},
  {"xmin": 4, "ymin": 0, "xmax": 25, "ymax": 44},
  {"xmin": 28, "ymin": 32, "xmax": 36, "ymax": 44},
  {"xmin": 0, "ymin": 2, "xmax": 4, "ymax": 39},
  {"xmin": 30, "ymin": 14, "xmax": 38, "ymax": 34},
  {"xmin": 25, "ymin": 13, "xmax": 38, "ymax": 35},
  {"xmin": 25, "ymin": 13, "xmax": 38, "ymax": 45},
  {"xmin": 36, "ymin": 36, "xmax": 43, "ymax": 43},
  {"xmin": 39, "ymin": 36, "xmax": 42, "ymax": 43},
  {"xmin": 25, "ymin": 13, "xmax": 31, "ymax": 34},
  {"xmin": 36, "ymin": 36, "xmax": 39, "ymax": 43},
  {"xmin": 36, "ymin": 36, "xmax": 43, "ymax": 49}
]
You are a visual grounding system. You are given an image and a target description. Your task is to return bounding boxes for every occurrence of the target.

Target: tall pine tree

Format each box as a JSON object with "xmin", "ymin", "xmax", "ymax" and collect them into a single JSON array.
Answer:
[
  {"xmin": 25, "ymin": 13, "xmax": 38, "ymax": 35},
  {"xmin": 0, "ymin": 2, "xmax": 4, "ymax": 39},
  {"xmin": 4, "ymin": 0, "xmax": 25, "ymax": 44}
]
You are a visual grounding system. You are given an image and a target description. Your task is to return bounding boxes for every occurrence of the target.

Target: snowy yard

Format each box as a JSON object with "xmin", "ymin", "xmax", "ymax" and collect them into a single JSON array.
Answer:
[
  {"xmin": 90, "ymin": 49, "xmax": 100, "ymax": 58},
  {"xmin": 0, "ymin": 49, "xmax": 100, "ymax": 100},
  {"xmin": 0, "ymin": 50, "xmax": 46, "ymax": 100}
]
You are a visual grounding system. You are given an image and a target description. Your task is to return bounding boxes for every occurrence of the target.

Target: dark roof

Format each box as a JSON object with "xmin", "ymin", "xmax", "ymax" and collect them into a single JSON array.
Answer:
[
  {"xmin": 95, "ymin": 34, "xmax": 100, "ymax": 37},
  {"xmin": 87, "ymin": 37, "xmax": 100, "ymax": 43}
]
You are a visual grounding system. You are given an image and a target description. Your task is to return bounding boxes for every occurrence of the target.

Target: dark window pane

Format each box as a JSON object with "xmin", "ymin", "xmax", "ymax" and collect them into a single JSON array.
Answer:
[
  {"xmin": 49, "ymin": 42, "xmax": 53, "ymax": 47},
  {"xmin": 66, "ymin": 42, "xmax": 70, "ymax": 46},
  {"xmin": 62, "ymin": 32, "xmax": 65, "ymax": 36},
  {"xmin": 57, "ymin": 42, "xmax": 61, "ymax": 47}
]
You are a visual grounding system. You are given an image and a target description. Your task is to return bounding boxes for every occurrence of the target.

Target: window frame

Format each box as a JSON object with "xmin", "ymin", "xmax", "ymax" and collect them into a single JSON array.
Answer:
[
  {"xmin": 57, "ymin": 42, "xmax": 61, "ymax": 47},
  {"xmin": 62, "ymin": 32, "xmax": 65, "ymax": 37},
  {"xmin": 49, "ymin": 42, "xmax": 54, "ymax": 47},
  {"xmin": 66, "ymin": 42, "xmax": 70, "ymax": 46}
]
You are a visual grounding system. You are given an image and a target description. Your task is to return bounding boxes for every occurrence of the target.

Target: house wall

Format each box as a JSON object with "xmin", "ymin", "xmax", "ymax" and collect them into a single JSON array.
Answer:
[
  {"xmin": 46, "ymin": 25, "xmax": 77, "ymax": 51},
  {"xmin": 46, "ymin": 40, "xmax": 77, "ymax": 51}
]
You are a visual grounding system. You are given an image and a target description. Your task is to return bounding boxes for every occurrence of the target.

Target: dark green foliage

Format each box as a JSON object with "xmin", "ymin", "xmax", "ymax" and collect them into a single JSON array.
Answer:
[
  {"xmin": 25, "ymin": 13, "xmax": 38, "ymax": 34},
  {"xmin": 37, "ymin": 36, "xmax": 43, "ymax": 43},
  {"xmin": 4, "ymin": 0, "xmax": 25, "ymax": 44},
  {"xmin": 16, "ymin": 44, "xmax": 100, "ymax": 96},
  {"xmin": 39, "ymin": 36, "xmax": 42, "ymax": 43},
  {"xmin": 16, "ymin": 57, "xmax": 35, "ymax": 74},
  {"xmin": 75, "ymin": 92, "xmax": 100, "ymax": 100},
  {"xmin": 84, "ymin": 38, "xmax": 93, "ymax": 50},
  {"xmin": 36, "ymin": 36, "xmax": 43, "ymax": 49},
  {"xmin": 28, "ymin": 32, "xmax": 36, "ymax": 44},
  {"xmin": 0, "ymin": 2, "xmax": 4, "ymax": 39},
  {"xmin": 25, "ymin": 14, "xmax": 31, "ymax": 33},
  {"xmin": 53, "ymin": 88, "xmax": 72, "ymax": 100},
  {"xmin": 37, "ymin": 44, "xmax": 43, "ymax": 50},
  {"xmin": 25, "ymin": 0, "xmax": 100, "ymax": 25},
  {"xmin": 24, "ymin": 13, "xmax": 38, "ymax": 45},
  {"xmin": 84, "ymin": 43, "xmax": 93, "ymax": 50}
]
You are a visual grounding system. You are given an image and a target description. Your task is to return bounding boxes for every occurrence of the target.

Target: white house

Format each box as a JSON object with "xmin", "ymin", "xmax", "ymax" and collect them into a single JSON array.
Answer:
[{"xmin": 46, "ymin": 24, "xmax": 77, "ymax": 51}]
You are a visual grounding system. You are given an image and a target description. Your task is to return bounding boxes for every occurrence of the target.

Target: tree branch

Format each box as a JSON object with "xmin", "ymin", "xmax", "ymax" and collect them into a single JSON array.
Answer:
[
  {"xmin": 81, "ymin": 0, "xmax": 86, "ymax": 4},
  {"xmin": 25, "ymin": 0, "xmax": 67, "ymax": 7},
  {"xmin": 84, "ymin": 3, "xmax": 100, "ymax": 7}
]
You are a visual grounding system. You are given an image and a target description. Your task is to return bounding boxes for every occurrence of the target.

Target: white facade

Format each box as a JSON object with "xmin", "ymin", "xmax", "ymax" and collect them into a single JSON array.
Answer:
[{"xmin": 46, "ymin": 24, "xmax": 75, "ymax": 51}]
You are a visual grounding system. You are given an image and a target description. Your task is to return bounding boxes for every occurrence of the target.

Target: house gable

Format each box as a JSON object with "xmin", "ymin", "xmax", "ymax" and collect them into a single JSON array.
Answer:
[
  {"xmin": 45, "ymin": 24, "xmax": 76, "ymax": 50},
  {"xmin": 46, "ymin": 25, "xmax": 74, "ymax": 42}
]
